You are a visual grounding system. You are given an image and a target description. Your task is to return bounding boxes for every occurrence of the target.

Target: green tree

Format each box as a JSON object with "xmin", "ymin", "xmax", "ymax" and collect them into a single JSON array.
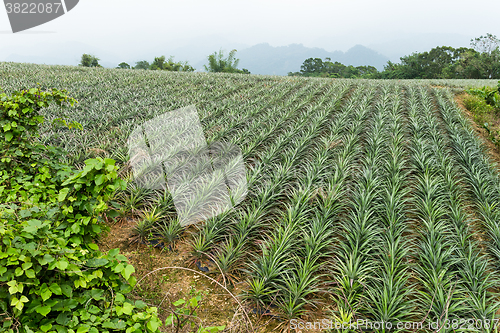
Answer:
[
  {"xmin": 292, "ymin": 57, "xmax": 378, "ymax": 78},
  {"xmin": 471, "ymin": 33, "xmax": 500, "ymax": 55},
  {"xmin": 381, "ymin": 46, "xmax": 477, "ymax": 79},
  {"xmin": 162, "ymin": 56, "xmax": 195, "ymax": 72},
  {"xmin": 150, "ymin": 56, "xmax": 166, "ymax": 70},
  {"xmin": 379, "ymin": 61, "xmax": 404, "ymax": 79},
  {"xmin": 452, "ymin": 49, "xmax": 485, "ymax": 79},
  {"xmin": 300, "ymin": 58, "xmax": 325, "ymax": 76},
  {"xmin": 117, "ymin": 62, "xmax": 131, "ymax": 69},
  {"xmin": 204, "ymin": 49, "xmax": 248, "ymax": 73},
  {"xmin": 469, "ymin": 35, "xmax": 500, "ymax": 79},
  {"xmin": 380, "ymin": 35, "xmax": 500, "ymax": 79},
  {"xmin": 134, "ymin": 60, "xmax": 150, "ymax": 70},
  {"xmin": 356, "ymin": 65, "xmax": 378, "ymax": 78},
  {"xmin": 323, "ymin": 60, "xmax": 346, "ymax": 78},
  {"xmin": 79, "ymin": 54, "xmax": 100, "ymax": 67},
  {"xmin": 149, "ymin": 56, "xmax": 195, "ymax": 72},
  {"xmin": 341, "ymin": 65, "xmax": 360, "ymax": 78}
]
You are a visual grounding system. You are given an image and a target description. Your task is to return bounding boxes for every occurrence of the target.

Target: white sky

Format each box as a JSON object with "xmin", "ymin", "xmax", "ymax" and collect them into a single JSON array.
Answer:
[{"xmin": 1, "ymin": 0, "xmax": 500, "ymax": 59}]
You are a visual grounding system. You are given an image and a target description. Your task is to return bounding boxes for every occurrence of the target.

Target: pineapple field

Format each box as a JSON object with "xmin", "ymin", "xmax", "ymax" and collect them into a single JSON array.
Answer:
[{"xmin": 2, "ymin": 62, "xmax": 500, "ymax": 331}]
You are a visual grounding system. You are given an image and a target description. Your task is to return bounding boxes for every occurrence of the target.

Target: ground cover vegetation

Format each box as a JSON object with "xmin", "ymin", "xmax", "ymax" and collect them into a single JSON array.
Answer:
[
  {"xmin": 461, "ymin": 81, "xmax": 500, "ymax": 151},
  {"xmin": 0, "ymin": 87, "xmax": 164, "ymax": 332},
  {"xmin": 2, "ymin": 62, "xmax": 500, "ymax": 331}
]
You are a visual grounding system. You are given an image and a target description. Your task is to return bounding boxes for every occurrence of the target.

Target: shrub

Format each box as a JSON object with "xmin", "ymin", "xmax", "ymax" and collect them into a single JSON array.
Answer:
[
  {"xmin": 79, "ymin": 54, "xmax": 101, "ymax": 68},
  {"xmin": 467, "ymin": 86, "xmax": 499, "ymax": 106},
  {"xmin": 0, "ymin": 88, "xmax": 162, "ymax": 332},
  {"xmin": 463, "ymin": 94, "xmax": 495, "ymax": 114}
]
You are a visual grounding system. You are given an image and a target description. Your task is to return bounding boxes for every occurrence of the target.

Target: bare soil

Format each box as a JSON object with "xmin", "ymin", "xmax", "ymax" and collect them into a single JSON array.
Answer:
[{"xmin": 97, "ymin": 218, "xmax": 312, "ymax": 332}]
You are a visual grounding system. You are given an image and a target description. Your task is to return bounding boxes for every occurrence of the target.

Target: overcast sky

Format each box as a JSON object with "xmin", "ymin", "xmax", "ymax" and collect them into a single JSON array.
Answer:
[{"xmin": 1, "ymin": 0, "xmax": 500, "ymax": 62}]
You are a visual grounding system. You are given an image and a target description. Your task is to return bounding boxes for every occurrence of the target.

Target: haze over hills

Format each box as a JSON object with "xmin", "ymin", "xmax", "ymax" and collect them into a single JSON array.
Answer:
[
  {"xmin": 309, "ymin": 32, "xmax": 476, "ymax": 62},
  {"xmin": 224, "ymin": 43, "xmax": 389, "ymax": 75},
  {"xmin": 3, "ymin": 41, "xmax": 389, "ymax": 75},
  {"xmin": 0, "ymin": 32, "xmax": 478, "ymax": 75}
]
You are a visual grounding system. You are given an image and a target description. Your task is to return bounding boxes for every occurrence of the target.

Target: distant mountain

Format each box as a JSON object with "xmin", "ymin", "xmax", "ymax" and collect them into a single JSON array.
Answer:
[
  {"xmin": 308, "ymin": 32, "xmax": 475, "ymax": 64},
  {"xmin": 231, "ymin": 43, "xmax": 389, "ymax": 75},
  {"xmin": 2, "ymin": 38, "xmax": 389, "ymax": 75}
]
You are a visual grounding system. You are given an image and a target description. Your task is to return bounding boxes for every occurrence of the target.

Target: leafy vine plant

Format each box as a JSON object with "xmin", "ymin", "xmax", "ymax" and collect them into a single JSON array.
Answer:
[{"xmin": 0, "ymin": 88, "xmax": 163, "ymax": 332}]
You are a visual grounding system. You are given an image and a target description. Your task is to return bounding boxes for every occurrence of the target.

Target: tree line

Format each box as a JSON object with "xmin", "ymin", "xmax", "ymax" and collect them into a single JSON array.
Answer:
[
  {"xmin": 289, "ymin": 34, "xmax": 500, "ymax": 79},
  {"xmin": 79, "ymin": 49, "xmax": 250, "ymax": 74}
]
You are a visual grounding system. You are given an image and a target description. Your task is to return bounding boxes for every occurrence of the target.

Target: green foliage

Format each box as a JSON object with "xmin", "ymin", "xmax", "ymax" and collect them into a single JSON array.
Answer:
[
  {"xmin": 238, "ymin": 68, "xmax": 251, "ymax": 74},
  {"xmin": 0, "ymin": 87, "xmax": 76, "ymax": 186},
  {"xmin": 381, "ymin": 35, "xmax": 500, "ymax": 79},
  {"xmin": 58, "ymin": 157, "xmax": 127, "ymax": 242},
  {"xmin": 465, "ymin": 84, "xmax": 500, "ymax": 150},
  {"xmin": 292, "ymin": 34, "xmax": 500, "ymax": 80},
  {"xmin": 482, "ymin": 122, "xmax": 500, "ymax": 149},
  {"xmin": 117, "ymin": 62, "xmax": 131, "ymax": 69},
  {"xmin": 381, "ymin": 46, "xmax": 473, "ymax": 79},
  {"xmin": 462, "ymin": 94, "xmax": 494, "ymax": 114},
  {"xmin": 133, "ymin": 60, "xmax": 150, "ymax": 70},
  {"xmin": 131, "ymin": 57, "xmax": 194, "ymax": 71},
  {"xmin": 289, "ymin": 57, "xmax": 378, "ymax": 78},
  {"xmin": 164, "ymin": 291, "xmax": 225, "ymax": 333},
  {"xmin": 467, "ymin": 86, "xmax": 499, "ymax": 106},
  {"xmin": 79, "ymin": 54, "xmax": 101, "ymax": 68},
  {"xmin": 0, "ymin": 88, "xmax": 162, "ymax": 332},
  {"xmin": 204, "ymin": 49, "xmax": 250, "ymax": 74},
  {"xmin": 149, "ymin": 56, "xmax": 195, "ymax": 72}
]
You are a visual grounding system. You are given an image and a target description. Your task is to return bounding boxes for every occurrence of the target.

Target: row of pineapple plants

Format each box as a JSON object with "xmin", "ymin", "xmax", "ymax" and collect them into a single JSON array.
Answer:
[
  {"xmin": 433, "ymin": 88, "xmax": 500, "ymax": 323},
  {"xmin": 113, "ymin": 81, "xmax": 332, "ymax": 249},
  {"xmin": 204, "ymin": 82, "xmax": 353, "ymax": 281},
  {"xmin": 188, "ymin": 81, "xmax": 347, "ymax": 261},
  {"xmin": 244, "ymin": 84, "xmax": 375, "ymax": 321},
  {"xmin": 407, "ymin": 86, "xmax": 498, "ymax": 331},
  {"xmin": 359, "ymin": 85, "xmax": 415, "ymax": 327}
]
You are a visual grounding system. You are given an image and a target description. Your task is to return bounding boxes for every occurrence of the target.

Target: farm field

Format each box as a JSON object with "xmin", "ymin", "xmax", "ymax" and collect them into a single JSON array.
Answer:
[{"xmin": 2, "ymin": 62, "xmax": 500, "ymax": 331}]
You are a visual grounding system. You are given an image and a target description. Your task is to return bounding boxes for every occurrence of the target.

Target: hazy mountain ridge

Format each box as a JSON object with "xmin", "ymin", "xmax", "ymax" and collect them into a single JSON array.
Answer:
[
  {"xmin": 5, "ymin": 33, "xmax": 476, "ymax": 75},
  {"xmin": 3, "ymin": 36, "xmax": 389, "ymax": 75},
  {"xmin": 229, "ymin": 43, "xmax": 389, "ymax": 75}
]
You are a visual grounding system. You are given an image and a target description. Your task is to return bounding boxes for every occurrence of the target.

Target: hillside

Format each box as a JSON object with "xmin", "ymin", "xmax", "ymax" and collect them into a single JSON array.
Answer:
[{"xmin": 2, "ymin": 62, "xmax": 500, "ymax": 331}]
